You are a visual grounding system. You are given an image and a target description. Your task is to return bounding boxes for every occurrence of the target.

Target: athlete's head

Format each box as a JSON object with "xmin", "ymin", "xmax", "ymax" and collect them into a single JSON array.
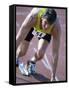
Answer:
[{"xmin": 41, "ymin": 8, "xmax": 57, "ymax": 30}]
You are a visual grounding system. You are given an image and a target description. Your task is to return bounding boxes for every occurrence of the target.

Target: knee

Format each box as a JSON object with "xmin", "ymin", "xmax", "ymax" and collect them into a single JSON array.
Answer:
[
  {"xmin": 35, "ymin": 50, "xmax": 44, "ymax": 60},
  {"xmin": 19, "ymin": 50, "xmax": 26, "ymax": 57},
  {"xmin": 16, "ymin": 49, "xmax": 26, "ymax": 58},
  {"xmin": 16, "ymin": 41, "xmax": 29, "ymax": 58},
  {"xmin": 16, "ymin": 46, "xmax": 26, "ymax": 58}
]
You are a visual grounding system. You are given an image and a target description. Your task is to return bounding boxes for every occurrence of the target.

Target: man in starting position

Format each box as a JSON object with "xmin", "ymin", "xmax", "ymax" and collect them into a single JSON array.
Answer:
[{"xmin": 16, "ymin": 8, "xmax": 61, "ymax": 81}]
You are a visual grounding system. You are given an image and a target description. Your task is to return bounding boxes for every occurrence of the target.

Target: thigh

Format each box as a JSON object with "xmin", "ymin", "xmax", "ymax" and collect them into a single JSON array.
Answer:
[
  {"xmin": 16, "ymin": 27, "xmax": 34, "ymax": 56},
  {"xmin": 37, "ymin": 39, "xmax": 49, "ymax": 54},
  {"xmin": 21, "ymin": 27, "xmax": 34, "ymax": 53},
  {"xmin": 21, "ymin": 40, "xmax": 30, "ymax": 52}
]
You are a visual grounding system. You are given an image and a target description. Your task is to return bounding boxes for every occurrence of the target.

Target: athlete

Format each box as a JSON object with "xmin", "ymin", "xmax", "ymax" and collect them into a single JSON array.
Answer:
[{"xmin": 16, "ymin": 8, "xmax": 61, "ymax": 81}]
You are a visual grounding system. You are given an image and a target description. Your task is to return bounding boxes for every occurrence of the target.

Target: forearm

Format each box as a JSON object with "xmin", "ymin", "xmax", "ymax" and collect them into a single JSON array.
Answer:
[
  {"xmin": 52, "ymin": 53, "xmax": 59, "ymax": 78},
  {"xmin": 52, "ymin": 37, "xmax": 60, "ymax": 79}
]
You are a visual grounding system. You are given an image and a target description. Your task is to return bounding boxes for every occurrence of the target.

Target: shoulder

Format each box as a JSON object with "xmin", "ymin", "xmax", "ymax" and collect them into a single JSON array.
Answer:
[
  {"xmin": 29, "ymin": 8, "xmax": 41, "ymax": 18},
  {"xmin": 30, "ymin": 8, "xmax": 41, "ymax": 14},
  {"xmin": 23, "ymin": 8, "xmax": 42, "ymax": 27},
  {"xmin": 54, "ymin": 18, "xmax": 61, "ymax": 29},
  {"xmin": 53, "ymin": 17, "xmax": 61, "ymax": 32}
]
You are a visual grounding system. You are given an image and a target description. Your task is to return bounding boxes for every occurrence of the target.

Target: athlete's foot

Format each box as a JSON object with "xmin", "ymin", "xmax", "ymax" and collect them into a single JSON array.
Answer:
[
  {"xmin": 19, "ymin": 63, "xmax": 29, "ymax": 76},
  {"xmin": 27, "ymin": 61, "xmax": 36, "ymax": 75},
  {"xmin": 18, "ymin": 60, "xmax": 36, "ymax": 76}
]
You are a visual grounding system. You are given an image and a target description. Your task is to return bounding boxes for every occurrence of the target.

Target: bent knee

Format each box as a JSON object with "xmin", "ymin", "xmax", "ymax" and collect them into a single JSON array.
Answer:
[
  {"xmin": 16, "ymin": 46, "xmax": 27, "ymax": 58},
  {"xmin": 16, "ymin": 41, "xmax": 29, "ymax": 58},
  {"xmin": 16, "ymin": 50, "xmax": 26, "ymax": 58},
  {"xmin": 19, "ymin": 51, "xmax": 26, "ymax": 57}
]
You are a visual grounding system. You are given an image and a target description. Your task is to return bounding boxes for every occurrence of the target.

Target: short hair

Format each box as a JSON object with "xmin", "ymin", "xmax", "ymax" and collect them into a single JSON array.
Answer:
[{"xmin": 42, "ymin": 8, "xmax": 57, "ymax": 25}]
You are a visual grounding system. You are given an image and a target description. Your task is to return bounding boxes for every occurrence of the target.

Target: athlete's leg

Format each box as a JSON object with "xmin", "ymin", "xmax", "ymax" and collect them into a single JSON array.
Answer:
[
  {"xmin": 16, "ymin": 28, "xmax": 34, "ymax": 66},
  {"xmin": 26, "ymin": 34, "xmax": 51, "ymax": 75},
  {"xmin": 16, "ymin": 28, "xmax": 35, "ymax": 75},
  {"xmin": 16, "ymin": 40, "xmax": 30, "ymax": 67},
  {"xmin": 34, "ymin": 39, "xmax": 49, "ymax": 61}
]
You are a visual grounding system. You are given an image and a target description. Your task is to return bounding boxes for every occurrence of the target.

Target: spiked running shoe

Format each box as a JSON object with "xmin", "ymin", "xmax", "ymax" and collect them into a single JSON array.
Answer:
[
  {"xmin": 18, "ymin": 61, "xmax": 36, "ymax": 76},
  {"xmin": 19, "ymin": 63, "xmax": 29, "ymax": 76},
  {"xmin": 27, "ymin": 61, "xmax": 36, "ymax": 75}
]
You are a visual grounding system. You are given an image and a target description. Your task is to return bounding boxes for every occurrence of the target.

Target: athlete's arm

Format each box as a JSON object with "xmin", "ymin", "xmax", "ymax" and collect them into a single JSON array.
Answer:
[
  {"xmin": 51, "ymin": 19, "xmax": 61, "ymax": 79},
  {"xmin": 16, "ymin": 8, "xmax": 40, "ymax": 48}
]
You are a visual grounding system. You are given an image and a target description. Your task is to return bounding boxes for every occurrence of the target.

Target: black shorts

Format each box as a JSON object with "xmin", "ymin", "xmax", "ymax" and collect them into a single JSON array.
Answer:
[{"xmin": 25, "ymin": 27, "xmax": 51, "ymax": 43}]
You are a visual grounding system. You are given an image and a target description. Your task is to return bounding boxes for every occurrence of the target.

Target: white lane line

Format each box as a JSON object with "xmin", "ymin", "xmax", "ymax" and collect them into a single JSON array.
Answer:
[{"xmin": 33, "ymin": 48, "xmax": 59, "ymax": 81}]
